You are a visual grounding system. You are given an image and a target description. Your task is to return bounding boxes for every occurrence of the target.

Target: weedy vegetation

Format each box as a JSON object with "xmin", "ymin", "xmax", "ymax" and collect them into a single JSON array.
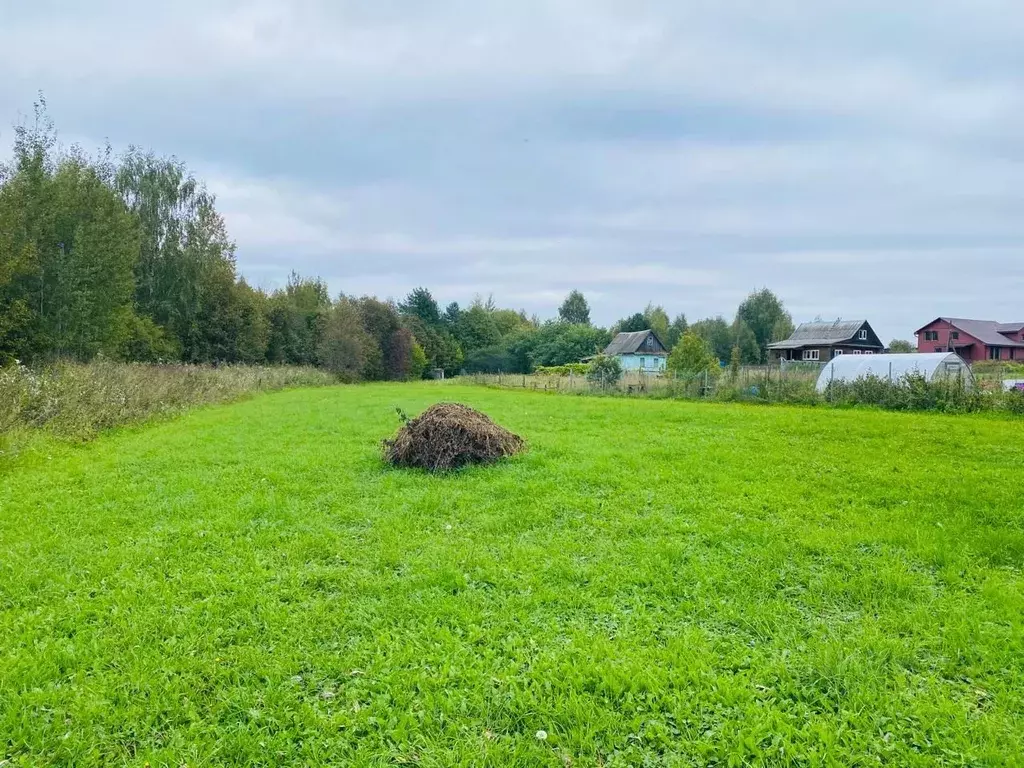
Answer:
[
  {"xmin": 1, "ymin": 383, "xmax": 1023, "ymax": 766},
  {"xmin": 0, "ymin": 359, "xmax": 333, "ymax": 456}
]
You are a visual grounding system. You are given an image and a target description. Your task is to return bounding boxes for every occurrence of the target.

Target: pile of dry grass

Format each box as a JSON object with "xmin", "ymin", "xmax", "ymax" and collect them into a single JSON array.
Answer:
[{"xmin": 382, "ymin": 403, "xmax": 525, "ymax": 472}]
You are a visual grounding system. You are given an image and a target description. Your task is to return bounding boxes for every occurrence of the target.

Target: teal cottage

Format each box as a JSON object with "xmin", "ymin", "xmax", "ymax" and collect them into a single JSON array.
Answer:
[{"xmin": 602, "ymin": 330, "xmax": 668, "ymax": 373}]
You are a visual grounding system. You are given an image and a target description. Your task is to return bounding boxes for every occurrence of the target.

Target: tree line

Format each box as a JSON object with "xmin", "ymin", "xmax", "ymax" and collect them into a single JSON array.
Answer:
[{"xmin": 1, "ymin": 100, "xmax": 799, "ymax": 379}]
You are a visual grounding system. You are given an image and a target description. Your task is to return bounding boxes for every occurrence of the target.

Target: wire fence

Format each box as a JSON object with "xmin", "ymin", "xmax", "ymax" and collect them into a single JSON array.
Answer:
[
  {"xmin": 467, "ymin": 362, "xmax": 1024, "ymax": 415},
  {"xmin": 469, "ymin": 365, "xmax": 823, "ymax": 403}
]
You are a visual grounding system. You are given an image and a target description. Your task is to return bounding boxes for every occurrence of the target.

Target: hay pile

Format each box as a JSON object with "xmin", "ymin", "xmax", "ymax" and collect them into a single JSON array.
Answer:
[{"xmin": 382, "ymin": 403, "xmax": 525, "ymax": 472}]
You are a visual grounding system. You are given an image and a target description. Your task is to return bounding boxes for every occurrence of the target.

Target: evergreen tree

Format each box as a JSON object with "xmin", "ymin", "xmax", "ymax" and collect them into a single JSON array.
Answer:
[
  {"xmin": 442, "ymin": 301, "xmax": 461, "ymax": 328},
  {"xmin": 399, "ymin": 287, "xmax": 441, "ymax": 327}
]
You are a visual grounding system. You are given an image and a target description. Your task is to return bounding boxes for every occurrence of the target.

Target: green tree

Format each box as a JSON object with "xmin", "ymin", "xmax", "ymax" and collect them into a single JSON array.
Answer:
[
  {"xmin": 530, "ymin": 323, "xmax": 609, "ymax": 368},
  {"xmin": 492, "ymin": 308, "xmax": 532, "ymax": 337},
  {"xmin": 889, "ymin": 339, "xmax": 916, "ymax": 353},
  {"xmin": 689, "ymin": 316, "xmax": 732, "ymax": 363},
  {"xmin": 729, "ymin": 345, "xmax": 742, "ymax": 380},
  {"xmin": 409, "ymin": 339, "xmax": 428, "ymax": 379},
  {"xmin": 0, "ymin": 103, "xmax": 139, "ymax": 361},
  {"xmin": 463, "ymin": 344, "xmax": 517, "ymax": 374},
  {"xmin": 668, "ymin": 332, "xmax": 720, "ymax": 377},
  {"xmin": 399, "ymin": 287, "xmax": 441, "ymax": 327},
  {"xmin": 266, "ymin": 273, "xmax": 330, "ymax": 366},
  {"xmin": 736, "ymin": 288, "xmax": 794, "ymax": 363},
  {"xmin": 733, "ymin": 318, "xmax": 760, "ymax": 364},
  {"xmin": 442, "ymin": 301, "xmax": 461, "ymax": 328},
  {"xmin": 318, "ymin": 297, "xmax": 371, "ymax": 381},
  {"xmin": 401, "ymin": 314, "xmax": 463, "ymax": 376},
  {"xmin": 503, "ymin": 327, "xmax": 541, "ymax": 373},
  {"xmin": 115, "ymin": 148, "xmax": 240, "ymax": 361},
  {"xmin": 454, "ymin": 303, "xmax": 502, "ymax": 353},
  {"xmin": 559, "ymin": 290, "xmax": 591, "ymax": 325},
  {"xmin": 385, "ymin": 326, "xmax": 418, "ymax": 381},
  {"xmin": 356, "ymin": 296, "xmax": 402, "ymax": 380},
  {"xmin": 666, "ymin": 313, "xmax": 688, "ymax": 350},
  {"xmin": 45, "ymin": 158, "xmax": 139, "ymax": 359},
  {"xmin": 616, "ymin": 312, "xmax": 649, "ymax": 333},
  {"xmin": 644, "ymin": 303, "xmax": 670, "ymax": 345}
]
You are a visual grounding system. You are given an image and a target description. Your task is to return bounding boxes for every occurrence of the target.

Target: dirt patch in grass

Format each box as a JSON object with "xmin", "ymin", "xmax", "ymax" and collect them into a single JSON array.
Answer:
[{"xmin": 382, "ymin": 402, "xmax": 524, "ymax": 472}]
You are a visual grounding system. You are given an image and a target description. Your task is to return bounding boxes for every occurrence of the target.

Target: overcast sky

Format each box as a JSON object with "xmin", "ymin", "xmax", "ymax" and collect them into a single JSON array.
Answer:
[{"xmin": 2, "ymin": 1, "xmax": 1023, "ymax": 340}]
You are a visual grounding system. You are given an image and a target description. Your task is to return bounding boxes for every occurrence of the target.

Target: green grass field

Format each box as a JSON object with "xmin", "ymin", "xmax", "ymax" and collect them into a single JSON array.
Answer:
[{"xmin": 2, "ymin": 384, "xmax": 1023, "ymax": 766}]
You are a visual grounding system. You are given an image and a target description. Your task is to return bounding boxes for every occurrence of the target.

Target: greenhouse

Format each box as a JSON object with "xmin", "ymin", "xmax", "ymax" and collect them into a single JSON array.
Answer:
[{"xmin": 815, "ymin": 352, "xmax": 972, "ymax": 393}]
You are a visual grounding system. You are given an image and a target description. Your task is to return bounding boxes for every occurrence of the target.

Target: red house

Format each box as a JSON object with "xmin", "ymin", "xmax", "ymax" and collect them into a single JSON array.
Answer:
[{"xmin": 914, "ymin": 318, "xmax": 1024, "ymax": 362}]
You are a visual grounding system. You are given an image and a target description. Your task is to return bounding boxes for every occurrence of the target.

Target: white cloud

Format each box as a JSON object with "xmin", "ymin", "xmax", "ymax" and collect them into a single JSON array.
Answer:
[{"xmin": 1, "ymin": 0, "xmax": 1023, "ymax": 339}]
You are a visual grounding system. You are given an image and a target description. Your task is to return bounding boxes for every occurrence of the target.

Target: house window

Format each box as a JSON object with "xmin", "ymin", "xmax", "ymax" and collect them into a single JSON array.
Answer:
[
  {"xmin": 865, "ymin": 351, "xmax": 874, "ymax": 355},
  {"xmin": 858, "ymin": 330, "xmax": 868, "ymax": 340},
  {"xmin": 852, "ymin": 350, "xmax": 862, "ymax": 355},
  {"xmin": 639, "ymin": 357, "xmax": 647, "ymax": 368},
  {"xmin": 989, "ymin": 347, "xmax": 1002, "ymax": 360},
  {"xmin": 934, "ymin": 346, "xmax": 943, "ymax": 353},
  {"xmin": 924, "ymin": 331, "xmax": 939, "ymax": 341},
  {"xmin": 951, "ymin": 332, "xmax": 959, "ymax": 340},
  {"xmin": 832, "ymin": 349, "xmax": 844, "ymax": 358},
  {"xmin": 802, "ymin": 349, "xmax": 820, "ymax": 361}
]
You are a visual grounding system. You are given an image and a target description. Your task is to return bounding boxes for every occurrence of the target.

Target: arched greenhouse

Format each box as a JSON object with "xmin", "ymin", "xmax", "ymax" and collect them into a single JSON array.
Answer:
[{"xmin": 815, "ymin": 352, "xmax": 972, "ymax": 393}]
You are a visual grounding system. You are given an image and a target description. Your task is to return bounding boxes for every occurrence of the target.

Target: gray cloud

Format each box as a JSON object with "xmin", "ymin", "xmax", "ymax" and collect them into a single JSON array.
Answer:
[{"xmin": 2, "ymin": 0, "xmax": 1023, "ymax": 340}]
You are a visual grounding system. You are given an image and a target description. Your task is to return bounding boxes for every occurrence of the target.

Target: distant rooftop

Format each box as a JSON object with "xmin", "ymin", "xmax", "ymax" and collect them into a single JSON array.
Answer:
[{"xmin": 768, "ymin": 319, "xmax": 871, "ymax": 350}]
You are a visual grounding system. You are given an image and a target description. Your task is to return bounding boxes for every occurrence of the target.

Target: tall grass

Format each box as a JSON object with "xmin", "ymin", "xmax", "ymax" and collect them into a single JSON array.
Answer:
[{"xmin": 0, "ymin": 358, "xmax": 335, "ymax": 448}]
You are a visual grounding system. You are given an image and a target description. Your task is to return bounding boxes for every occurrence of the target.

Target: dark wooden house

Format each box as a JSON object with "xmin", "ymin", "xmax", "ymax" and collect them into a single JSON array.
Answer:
[{"xmin": 767, "ymin": 319, "xmax": 884, "ymax": 362}]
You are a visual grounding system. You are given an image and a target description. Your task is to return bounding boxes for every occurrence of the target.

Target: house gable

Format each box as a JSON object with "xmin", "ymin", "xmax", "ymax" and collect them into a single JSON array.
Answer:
[
  {"xmin": 635, "ymin": 330, "xmax": 667, "ymax": 355},
  {"xmin": 852, "ymin": 321, "xmax": 884, "ymax": 350}
]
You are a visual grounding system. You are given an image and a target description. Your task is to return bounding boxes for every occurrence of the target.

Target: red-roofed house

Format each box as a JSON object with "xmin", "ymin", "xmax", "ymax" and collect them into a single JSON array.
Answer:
[{"xmin": 914, "ymin": 318, "xmax": 1024, "ymax": 362}]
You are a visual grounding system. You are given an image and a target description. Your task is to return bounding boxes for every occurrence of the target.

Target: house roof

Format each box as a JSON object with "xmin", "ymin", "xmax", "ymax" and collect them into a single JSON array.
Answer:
[
  {"xmin": 916, "ymin": 317, "xmax": 1024, "ymax": 348},
  {"xmin": 767, "ymin": 319, "xmax": 874, "ymax": 350},
  {"xmin": 603, "ymin": 330, "xmax": 666, "ymax": 356}
]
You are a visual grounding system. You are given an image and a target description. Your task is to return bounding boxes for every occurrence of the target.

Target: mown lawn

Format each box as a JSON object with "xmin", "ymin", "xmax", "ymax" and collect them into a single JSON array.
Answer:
[{"xmin": 2, "ymin": 384, "xmax": 1023, "ymax": 766}]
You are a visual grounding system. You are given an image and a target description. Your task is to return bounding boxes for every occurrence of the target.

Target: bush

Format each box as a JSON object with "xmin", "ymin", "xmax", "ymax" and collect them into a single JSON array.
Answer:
[
  {"xmin": 668, "ymin": 333, "xmax": 721, "ymax": 378},
  {"xmin": 586, "ymin": 355, "xmax": 623, "ymax": 385},
  {"xmin": 823, "ymin": 373, "xmax": 985, "ymax": 413}
]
